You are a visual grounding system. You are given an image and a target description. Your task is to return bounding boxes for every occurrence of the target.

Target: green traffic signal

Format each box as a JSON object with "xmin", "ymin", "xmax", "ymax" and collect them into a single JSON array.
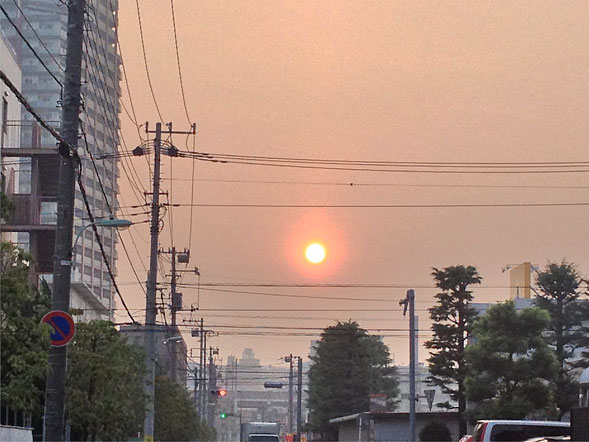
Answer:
[{"xmin": 219, "ymin": 412, "xmax": 227, "ymax": 419}]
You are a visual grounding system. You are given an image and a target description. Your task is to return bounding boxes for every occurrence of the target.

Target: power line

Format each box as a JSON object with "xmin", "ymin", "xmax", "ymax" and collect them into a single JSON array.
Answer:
[
  {"xmin": 78, "ymin": 11, "xmax": 150, "ymax": 298},
  {"xmin": 167, "ymin": 201, "xmax": 589, "ymax": 209},
  {"xmin": 169, "ymin": 0, "xmax": 191, "ymax": 124},
  {"xmin": 0, "ymin": 3, "xmax": 63, "ymax": 88},
  {"xmin": 82, "ymin": 10, "xmax": 148, "ymax": 199},
  {"xmin": 178, "ymin": 149, "xmax": 589, "ymax": 174},
  {"xmin": 0, "ymin": 30, "xmax": 136, "ymax": 325},
  {"xmin": 160, "ymin": 177, "xmax": 589, "ymax": 191},
  {"xmin": 76, "ymin": 173, "xmax": 137, "ymax": 324},
  {"xmin": 8, "ymin": 0, "xmax": 65, "ymax": 74},
  {"xmin": 0, "ymin": 69, "xmax": 69, "ymax": 151},
  {"xmin": 134, "ymin": 0, "xmax": 164, "ymax": 121},
  {"xmin": 191, "ymin": 287, "xmax": 399, "ymax": 302}
]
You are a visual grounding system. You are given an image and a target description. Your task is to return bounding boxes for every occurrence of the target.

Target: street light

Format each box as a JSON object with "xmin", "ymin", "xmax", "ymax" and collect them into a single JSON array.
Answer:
[
  {"xmin": 72, "ymin": 218, "xmax": 132, "ymax": 267},
  {"xmin": 73, "ymin": 218, "xmax": 132, "ymax": 251}
]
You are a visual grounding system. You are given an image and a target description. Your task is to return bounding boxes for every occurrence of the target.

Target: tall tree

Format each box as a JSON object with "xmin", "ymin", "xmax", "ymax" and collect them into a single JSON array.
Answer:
[
  {"xmin": 307, "ymin": 321, "xmax": 399, "ymax": 440},
  {"xmin": 425, "ymin": 265, "xmax": 481, "ymax": 436},
  {"xmin": 66, "ymin": 321, "xmax": 146, "ymax": 441},
  {"xmin": 465, "ymin": 302, "xmax": 557, "ymax": 420},
  {"xmin": 154, "ymin": 375, "xmax": 215, "ymax": 442},
  {"xmin": 0, "ymin": 242, "xmax": 51, "ymax": 424},
  {"xmin": 534, "ymin": 260, "xmax": 589, "ymax": 417}
]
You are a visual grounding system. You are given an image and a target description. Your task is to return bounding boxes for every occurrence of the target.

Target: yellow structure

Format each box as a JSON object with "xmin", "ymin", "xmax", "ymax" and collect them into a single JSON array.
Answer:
[{"xmin": 509, "ymin": 262, "xmax": 531, "ymax": 299}]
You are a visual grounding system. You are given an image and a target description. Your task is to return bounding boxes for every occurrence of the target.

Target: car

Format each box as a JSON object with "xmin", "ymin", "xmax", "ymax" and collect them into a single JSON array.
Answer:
[
  {"xmin": 471, "ymin": 420, "xmax": 570, "ymax": 442},
  {"xmin": 458, "ymin": 435, "xmax": 473, "ymax": 442}
]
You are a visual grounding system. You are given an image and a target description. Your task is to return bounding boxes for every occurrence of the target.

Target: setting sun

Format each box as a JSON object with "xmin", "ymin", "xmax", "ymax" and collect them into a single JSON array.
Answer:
[{"xmin": 305, "ymin": 243, "xmax": 326, "ymax": 264}]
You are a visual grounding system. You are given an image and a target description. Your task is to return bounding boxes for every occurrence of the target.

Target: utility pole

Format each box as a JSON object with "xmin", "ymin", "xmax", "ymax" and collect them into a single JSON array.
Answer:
[
  {"xmin": 170, "ymin": 247, "xmax": 177, "ymax": 381},
  {"xmin": 202, "ymin": 327, "xmax": 208, "ymax": 423},
  {"xmin": 287, "ymin": 354, "xmax": 294, "ymax": 434},
  {"xmin": 165, "ymin": 248, "xmax": 192, "ymax": 383},
  {"xmin": 400, "ymin": 289, "xmax": 416, "ymax": 442},
  {"xmin": 43, "ymin": 1, "xmax": 85, "ymax": 440},
  {"xmin": 193, "ymin": 363, "xmax": 198, "ymax": 408},
  {"xmin": 296, "ymin": 356, "xmax": 303, "ymax": 442},
  {"xmin": 137, "ymin": 122, "xmax": 194, "ymax": 441},
  {"xmin": 207, "ymin": 346, "xmax": 218, "ymax": 425},
  {"xmin": 143, "ymin": 122, "xmax": 162, "ymax": 442}
]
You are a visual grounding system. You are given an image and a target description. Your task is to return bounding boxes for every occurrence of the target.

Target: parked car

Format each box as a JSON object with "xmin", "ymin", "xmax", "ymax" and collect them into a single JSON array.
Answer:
[{"xmin": 471, "ymin": 420, "xmax": 570, "ymax": 442}]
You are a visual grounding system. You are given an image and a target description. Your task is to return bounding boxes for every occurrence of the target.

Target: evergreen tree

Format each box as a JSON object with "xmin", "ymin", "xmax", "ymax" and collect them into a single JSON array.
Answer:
[
  {"xmin": 465, "ymin": 302, "xmax": 557, "ymax": 420},
  {"xmin": 307, "ymin": 320, "xmax": 399, "ymax": 440},
  {"xmin": 425, "ymin": 265, "xmax": 481, "ymax": 436},
  {"xmin": 534, "ymin": 260, "xmax": 589, "ymax": 417}
]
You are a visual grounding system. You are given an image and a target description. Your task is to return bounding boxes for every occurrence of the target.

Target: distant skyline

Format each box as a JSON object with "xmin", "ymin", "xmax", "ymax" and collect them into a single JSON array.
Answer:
[{"xmin": 115, "ymin": 1, "xmax": 589, "ymax": 366}]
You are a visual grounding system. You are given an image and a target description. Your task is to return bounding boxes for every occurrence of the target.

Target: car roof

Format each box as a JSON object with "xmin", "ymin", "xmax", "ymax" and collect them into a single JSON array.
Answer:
[{"xmin": 476, "ymin": 420, "xmax": 569, "ymax": 426}]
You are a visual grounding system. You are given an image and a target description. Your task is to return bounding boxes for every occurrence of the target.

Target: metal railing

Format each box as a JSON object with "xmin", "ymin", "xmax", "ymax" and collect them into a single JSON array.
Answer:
[
  {"xmin": 3, "ymin": 195, "xmax": 57, "ymax": 226},
  {"xmin": 1, "ymin": 120, "xmax": 60, "ymax": 150}
]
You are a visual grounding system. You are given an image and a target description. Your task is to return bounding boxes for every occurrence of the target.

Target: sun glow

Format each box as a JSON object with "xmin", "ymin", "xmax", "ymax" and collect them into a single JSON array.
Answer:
[{"xmin": 305, "ymin": 243, "xmax": 326, "ymax": 264}]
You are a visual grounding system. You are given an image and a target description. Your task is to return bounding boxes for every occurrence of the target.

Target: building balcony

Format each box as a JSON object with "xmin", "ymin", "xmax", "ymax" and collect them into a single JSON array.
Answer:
[{"xmin": 2, "ymin": 195, "xmax": 57, "ymax": 231}]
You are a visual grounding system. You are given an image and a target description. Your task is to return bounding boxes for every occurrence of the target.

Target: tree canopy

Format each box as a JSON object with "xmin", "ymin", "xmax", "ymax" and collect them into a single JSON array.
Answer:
[
  {"xmin": 534, "ymin": 260, "xmax": 589, "ymax": 417},
  {"xmin": 307, "ymin": 320, "xmax": 399, "ymax": 439},
  {"xmin": 66, "ymin": 320, "xmax": 146, "ymax": 441},
  {"xmin": 154, "ymin": 375, "xmax": 215, "ymax": 441},
  {"xmin": 0, "ymin": 242, "xmax": 50, "ymax": 417},
  {"xmin": 465, "ymin": 302, "xmax": 557, "ymax": 420},
  {"xmin": 425, "ymin": 265, "xmax": 481, "ymax": 436}
]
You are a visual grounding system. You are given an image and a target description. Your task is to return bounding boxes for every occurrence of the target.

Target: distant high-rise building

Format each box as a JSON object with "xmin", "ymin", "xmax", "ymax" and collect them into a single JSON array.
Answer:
[
  {"xmin": 509, "ymin": 261, "xmax": 532, "ymax": 299},
  {"xmin": 1, "ymin": 0, "xmax": 120, "ymax": 321}
]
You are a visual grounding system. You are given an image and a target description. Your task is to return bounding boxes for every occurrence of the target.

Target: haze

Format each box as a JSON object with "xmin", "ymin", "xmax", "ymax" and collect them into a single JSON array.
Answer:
[{"xmin": 115, "ymin": 1, "xmax": 589, "ymax": 366}]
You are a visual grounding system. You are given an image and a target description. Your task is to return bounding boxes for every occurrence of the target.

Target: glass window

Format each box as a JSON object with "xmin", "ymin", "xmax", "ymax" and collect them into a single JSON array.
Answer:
[{"xmin": 40, "ymin": 201, "xmax": 57, "ymax": 224}]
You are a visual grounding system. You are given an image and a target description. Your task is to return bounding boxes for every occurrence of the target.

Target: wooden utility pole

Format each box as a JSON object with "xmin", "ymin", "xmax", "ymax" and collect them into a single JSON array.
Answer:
[{"xmin": 43, "ymin": 1, "xmax": 85, "ymax": 440}]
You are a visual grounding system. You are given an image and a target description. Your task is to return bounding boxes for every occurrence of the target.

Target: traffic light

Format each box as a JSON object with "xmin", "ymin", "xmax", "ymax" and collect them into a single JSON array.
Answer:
[
  {"xmin": 219, "ymin": 412, "xmax": 227, "ymax": 419},
  {"xmin": 211, "ymin": 388, "xmax": 228, "ymax": 397}
]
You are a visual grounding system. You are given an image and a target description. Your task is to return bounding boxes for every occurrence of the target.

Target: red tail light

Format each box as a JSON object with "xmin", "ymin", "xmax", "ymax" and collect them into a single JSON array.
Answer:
[{"xmin": 477, "ymin": 423, "xmax": 487, "ymax": 442}]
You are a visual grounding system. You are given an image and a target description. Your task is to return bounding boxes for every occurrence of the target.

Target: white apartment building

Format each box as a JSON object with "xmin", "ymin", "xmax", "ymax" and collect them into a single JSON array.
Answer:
[{"xmin": 1, "ymin": 0, "xmax": 121, "ymax": 321}]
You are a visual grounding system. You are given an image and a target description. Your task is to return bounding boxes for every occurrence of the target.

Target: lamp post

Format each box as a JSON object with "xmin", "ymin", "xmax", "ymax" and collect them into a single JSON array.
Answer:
[{"xmin": 73, "ymin": 218, "xmax": 132, "ymax": 260}]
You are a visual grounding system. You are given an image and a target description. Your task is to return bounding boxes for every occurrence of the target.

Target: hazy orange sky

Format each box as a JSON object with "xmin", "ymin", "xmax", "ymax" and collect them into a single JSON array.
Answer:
[{"xmin": 115, "ymin": 1, "xmax": 589, "ymax": 366}]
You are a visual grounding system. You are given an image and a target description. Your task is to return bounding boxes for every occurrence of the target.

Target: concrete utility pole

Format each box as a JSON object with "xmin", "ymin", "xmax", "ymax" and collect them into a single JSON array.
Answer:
[
  {"xmin": 199, "ymin": 319, "xmax": 205, "ymax": 420},
  {"xmin": 139, "ymin": 122, "xmax": 195, "ymax": 441},
  {"xmin": 166, "ymin": 248, "xmax": 192, "ymax": 383},
  {"xmin": 170, "ymin": 247, "xmax": 177, "ymax": 381},
  {"xmin": 287, "ymin": 354, "xmax": 294, "ymax": 434},
  {"xmin": 296, "ymin": 356, "xmax": 303, "ymax": 442},
  {"xmin": 207, "ymin": 346, "xmax": 218, "ymax": 424},
  {"xmin": 400, "ymin": 289, "xmax": 416, "ymax": 442},
  {"xmin": 43, "ymin": 1, "xmax": 85, "ymax": 440},
  {"xmin": 143, "ymin": 122, "xmax": 162, "ymax": 442}
]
